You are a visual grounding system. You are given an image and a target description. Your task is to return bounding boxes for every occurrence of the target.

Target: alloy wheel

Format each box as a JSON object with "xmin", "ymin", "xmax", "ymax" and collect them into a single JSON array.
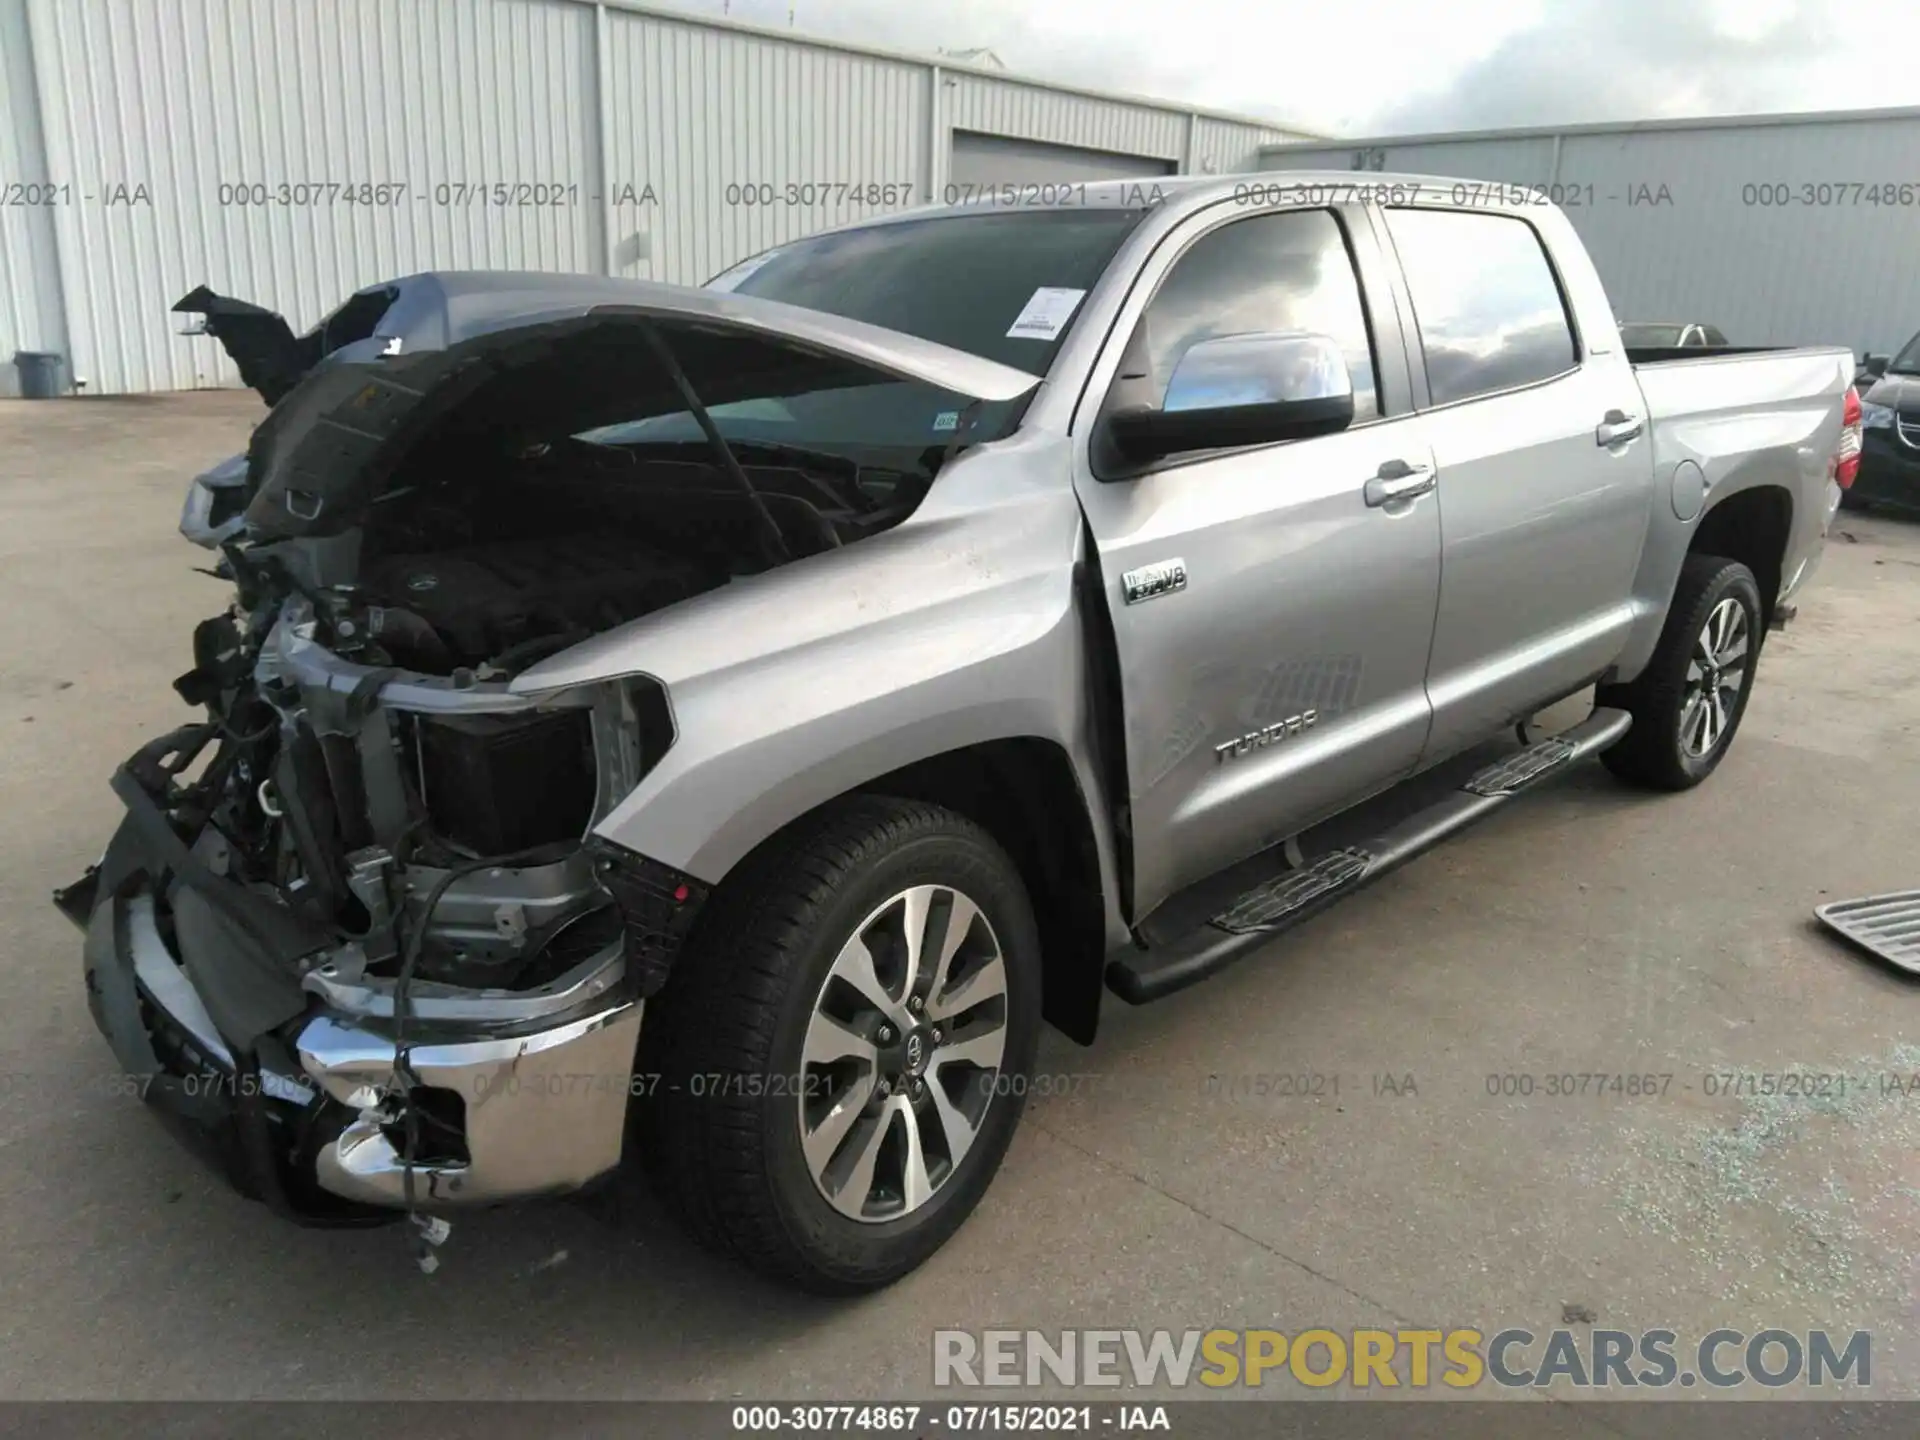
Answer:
[
  {"xmin": 1679, "ymin": 595, "xmax": 1750, "ymax": 759},
  {"xmin": 797, "ymin": 884, "xmax": 1009, "ymax": 1223}
]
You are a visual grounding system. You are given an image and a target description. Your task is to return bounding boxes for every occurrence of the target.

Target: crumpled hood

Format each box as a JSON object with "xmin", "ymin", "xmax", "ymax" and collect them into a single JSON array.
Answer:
[{"xmin": 176, "ymin": 271, "xmax": 1042, "ymax": 541}]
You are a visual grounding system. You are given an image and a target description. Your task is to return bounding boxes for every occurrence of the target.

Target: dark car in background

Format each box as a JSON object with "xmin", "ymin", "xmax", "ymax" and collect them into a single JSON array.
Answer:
[{"xmin": 1852, "ymin": 330, "xmax": 1920, "ymax": 512}]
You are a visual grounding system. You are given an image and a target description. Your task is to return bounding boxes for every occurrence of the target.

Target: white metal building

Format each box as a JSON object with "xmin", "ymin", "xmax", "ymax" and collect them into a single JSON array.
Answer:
[
  {"xmin": 1261, "ymin": 107, "xmax": 1920, "ymax": 361},
  {"xmin": 0, "ymin": 0, "xmax": 1315, "ymax": 395}
]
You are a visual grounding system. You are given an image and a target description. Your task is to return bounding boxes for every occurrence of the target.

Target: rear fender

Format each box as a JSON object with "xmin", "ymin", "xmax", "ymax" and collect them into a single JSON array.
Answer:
[{"xmin": 1607, "ymin": 358, "xmax": 1848, "ymax": 683}]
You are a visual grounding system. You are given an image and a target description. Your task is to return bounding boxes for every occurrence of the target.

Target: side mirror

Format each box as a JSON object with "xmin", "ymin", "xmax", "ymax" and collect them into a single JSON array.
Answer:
[
  {"xmin": 1861, "ymin": 353, "xmax": 1889, "ymax": 379},
  {"xmin": 1108, "ymin": 331, "xmax": 1356, "ymax": 463}
]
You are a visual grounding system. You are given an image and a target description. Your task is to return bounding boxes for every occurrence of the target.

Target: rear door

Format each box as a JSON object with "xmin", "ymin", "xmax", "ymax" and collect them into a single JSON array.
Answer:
[
  {"xmin": 1071, "ymin": 203, "xmax": 1441, "ymax": 918},
  {"xmin": 1376, "ymin": 204, "xmax": 1655, "ymax": 762}
]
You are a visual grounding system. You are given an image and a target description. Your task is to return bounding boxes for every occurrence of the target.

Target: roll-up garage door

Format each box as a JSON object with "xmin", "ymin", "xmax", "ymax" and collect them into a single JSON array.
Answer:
[{"xmin": 948, "ymin": 131, "xmax": 1176, "ymax": 190}]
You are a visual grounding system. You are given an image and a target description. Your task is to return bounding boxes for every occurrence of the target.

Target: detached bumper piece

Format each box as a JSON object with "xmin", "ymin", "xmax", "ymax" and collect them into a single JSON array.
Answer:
[{"xmin": 1815, "ymin": 891, "xmax": 1920, "ymax": 976}]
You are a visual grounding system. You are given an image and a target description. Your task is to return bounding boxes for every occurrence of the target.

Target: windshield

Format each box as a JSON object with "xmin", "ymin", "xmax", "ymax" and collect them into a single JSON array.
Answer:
[
  {"xmin": 1890, "ymin": 330, "xmax": 1920, "ymax": 374},
  {"xmin": 1619, "ymin": 323, "xmax": 1685, "ymax": 347},
  {"xmin": 578, "ymin": 208, "xmax": 1142, "ymax": 464}
]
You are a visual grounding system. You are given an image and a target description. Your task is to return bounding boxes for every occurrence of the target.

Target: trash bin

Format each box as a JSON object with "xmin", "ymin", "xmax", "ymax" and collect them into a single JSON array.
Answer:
[{"xmin": 13, "ymin": 350, "xmax": 66, "ymax": 398}]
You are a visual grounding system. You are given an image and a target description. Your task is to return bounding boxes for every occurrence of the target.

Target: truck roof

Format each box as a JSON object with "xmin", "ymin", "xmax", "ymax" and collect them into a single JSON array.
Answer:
[{"xmin": 829, "ymin": 170, "xmax": 1551, "ymax": 237}]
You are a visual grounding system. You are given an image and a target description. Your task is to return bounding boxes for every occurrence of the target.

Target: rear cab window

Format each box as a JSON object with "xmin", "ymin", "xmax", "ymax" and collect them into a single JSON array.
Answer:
[{"xmin": 1383, "ymin": 208, "xmax": 1578, "ymax": 405}]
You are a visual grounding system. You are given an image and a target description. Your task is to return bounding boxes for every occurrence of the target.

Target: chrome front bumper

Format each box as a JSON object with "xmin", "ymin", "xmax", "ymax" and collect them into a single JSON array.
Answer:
[
  {"xmin": 296, "ymin": 1003, "xmax": 643, "ymax": 1207},
  {"xmin": 91, "ymin": 881, "xmax": 643, "ymax": 1213}
]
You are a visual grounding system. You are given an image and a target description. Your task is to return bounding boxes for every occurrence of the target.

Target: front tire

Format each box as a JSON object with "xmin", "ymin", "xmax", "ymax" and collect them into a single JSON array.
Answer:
[
  {"xmin": 1597, "ymin": 554, "xmax": 1764, "ymax": 790},
  {"xmin": 636, "ymin": 796, "xmax": 1041, "ymax": 1293}
]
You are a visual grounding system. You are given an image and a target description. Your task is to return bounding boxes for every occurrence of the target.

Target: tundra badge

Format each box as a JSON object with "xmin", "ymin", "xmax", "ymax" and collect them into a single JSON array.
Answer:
[
  {"xmin": 1215, "ymin": 711, "xmax": 1319, "ymax": 763},
  {"xmin": 1122, "ymin": 558, "xmax": 1188, "ymax": 605}
]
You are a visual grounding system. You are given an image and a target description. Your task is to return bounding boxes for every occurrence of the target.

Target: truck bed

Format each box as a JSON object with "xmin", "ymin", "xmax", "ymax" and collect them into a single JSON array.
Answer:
[
  {"xmin": 1632, "ymin": 344, "xmax": 1854, "ymax": 417},
  {"xmin": 1625, "ymin": 344, "xmax": 1792, "ymax": 366}
]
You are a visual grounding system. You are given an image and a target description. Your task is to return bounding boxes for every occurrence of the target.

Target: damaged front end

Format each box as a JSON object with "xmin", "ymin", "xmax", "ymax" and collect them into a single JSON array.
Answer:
[
  {"xmin": 60, "ymin": 271, "xmax": 1035, "ymax": 1224},
  {"xmin": 63, "ymin": 608, "xmax": 705, "ymax": 1221}
]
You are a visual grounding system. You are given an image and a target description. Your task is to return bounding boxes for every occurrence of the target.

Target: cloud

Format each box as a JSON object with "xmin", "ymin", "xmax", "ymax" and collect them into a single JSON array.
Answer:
[
  {"xmin": 656, "ymin": 0, "xmax": 1539, "ymax": 136},
  {"xmin": 1373, "ymin": 0, "xmax": 1869, "ymax": 133},
  {"xmin": 656, "ymin": 0, "xmax": 1917, "ymax": 138}
]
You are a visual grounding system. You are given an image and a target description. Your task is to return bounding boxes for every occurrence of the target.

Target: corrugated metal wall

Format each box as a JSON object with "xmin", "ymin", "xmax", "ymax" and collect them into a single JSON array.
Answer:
[
  {"xmin": 602, "ymin": 10, "xmax": 929, "ymax": 290},
  {"xmin": 24, "ymin": 0, "xmax": 602, "ymax": 393},
  {"xmin": 1189, "ymin": 114, "xmax": 1319, "ymax": 177},
  {"xmin": 1262, "ymin": 112, "xmax": 1920, "ymax": 358},
  {"xmin": 946, "ymin": 73, "xmax": 1189, "ymax": 164},
  {"xmin": 0, "ymin": 0, "xmax": 1315, "ymax": 394},
  {"xmin": 0, "ymin": 0, "xmax": 67, "ymax": 381}
]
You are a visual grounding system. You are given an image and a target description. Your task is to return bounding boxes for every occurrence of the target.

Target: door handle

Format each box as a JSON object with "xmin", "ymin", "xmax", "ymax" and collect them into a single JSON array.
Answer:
[
  {"xmin": 1596, "ymin": 409, "xmax": 1644, "ymax": 446},
  {"xmin": 1364, "ymin": 459, "xmax": 1435, "ymax": 507}
]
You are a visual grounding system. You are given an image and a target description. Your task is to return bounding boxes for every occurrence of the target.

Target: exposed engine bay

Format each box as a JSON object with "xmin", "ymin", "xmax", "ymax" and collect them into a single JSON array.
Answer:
[
  {"xmin": 178, "ymin": 437, "xmax": 927, "ymax": 1006},
  {"xmin": 342, "ymin": 442, "xmax": 926, "ymax": 677}
]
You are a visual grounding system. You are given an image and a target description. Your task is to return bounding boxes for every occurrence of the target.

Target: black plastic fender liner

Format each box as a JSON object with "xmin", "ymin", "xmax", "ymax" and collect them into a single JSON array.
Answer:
[{"xmin": 586, "ymin": 837, "xmax": 711, "ymax": 998}]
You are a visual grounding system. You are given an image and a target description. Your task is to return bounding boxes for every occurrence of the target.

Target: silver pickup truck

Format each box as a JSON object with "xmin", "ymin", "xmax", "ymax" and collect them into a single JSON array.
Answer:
[{"xmin": 56, "ymin": 175, "xmax": 1859, "ymax": 1293}]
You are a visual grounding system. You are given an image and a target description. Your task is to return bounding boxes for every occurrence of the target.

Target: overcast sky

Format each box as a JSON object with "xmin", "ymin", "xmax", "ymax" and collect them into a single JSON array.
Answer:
[{"xmin": 662, "ymin": 0, "xmax": 1919, "ymax": 137}]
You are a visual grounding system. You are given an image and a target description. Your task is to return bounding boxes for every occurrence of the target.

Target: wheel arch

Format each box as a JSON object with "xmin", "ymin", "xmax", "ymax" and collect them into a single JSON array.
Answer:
[
  {"xmin": 856, "ymin": 738, "xmax": 1111, "ymax": 1045},
  {"xmin": 676, "ymin": 737, "xmax": 1115, "ymax": 1045},
  {"xmin": 1608, "ymin": 476, "xmax": 1797, "ymax": 685},
  {"xmin": 1690, "ymin": 483, "xmax": 1793, "ymax": 621}
]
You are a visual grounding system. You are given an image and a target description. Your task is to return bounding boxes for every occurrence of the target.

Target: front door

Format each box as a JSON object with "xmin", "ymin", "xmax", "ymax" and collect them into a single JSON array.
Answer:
[{"xmin": 1071, "ymin": 204, "xmax": 1443, "ymax": 918}]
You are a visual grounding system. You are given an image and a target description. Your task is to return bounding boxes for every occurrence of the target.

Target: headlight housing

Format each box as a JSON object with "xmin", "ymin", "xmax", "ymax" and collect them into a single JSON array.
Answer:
[{"xmin": 1860, "ymin": 401, "xmax": 1895, "ymax": 430}]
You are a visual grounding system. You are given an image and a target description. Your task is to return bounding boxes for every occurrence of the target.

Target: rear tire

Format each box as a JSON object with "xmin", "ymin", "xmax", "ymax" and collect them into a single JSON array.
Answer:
[
  {"xmin": 1597, "ymin": 554, "xmax": 1764, "ymax": 791},
  {"xmin": 635, "ymin": 795, "xmax": 1041, "ymax": 1293}
]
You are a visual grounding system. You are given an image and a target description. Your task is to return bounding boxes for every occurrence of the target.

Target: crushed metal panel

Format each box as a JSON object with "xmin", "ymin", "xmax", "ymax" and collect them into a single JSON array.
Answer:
[{"xmin": 1815, "ymin": 891, "xmax": 1920, "ymax": 976}]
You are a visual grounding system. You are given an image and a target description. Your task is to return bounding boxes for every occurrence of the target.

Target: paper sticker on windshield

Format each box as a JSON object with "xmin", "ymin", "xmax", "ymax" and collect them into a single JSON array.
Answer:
[
  {"xmin": 706, "ymin": 250, "xmax": 781, "ymax": 293},
  {"xmin": 932, "ymin": 410, "xmax": 960, "ymax": 432},
  {"xmin": 1006, "ymin": 287, "xmax": 1087, "ymax": 341}
]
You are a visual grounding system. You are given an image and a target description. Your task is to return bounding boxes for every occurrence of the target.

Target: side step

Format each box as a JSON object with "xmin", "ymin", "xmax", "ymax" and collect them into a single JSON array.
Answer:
[{"xmin": 1105, "ymin": 707, "xmax": 1632, "ymax": 1004}]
